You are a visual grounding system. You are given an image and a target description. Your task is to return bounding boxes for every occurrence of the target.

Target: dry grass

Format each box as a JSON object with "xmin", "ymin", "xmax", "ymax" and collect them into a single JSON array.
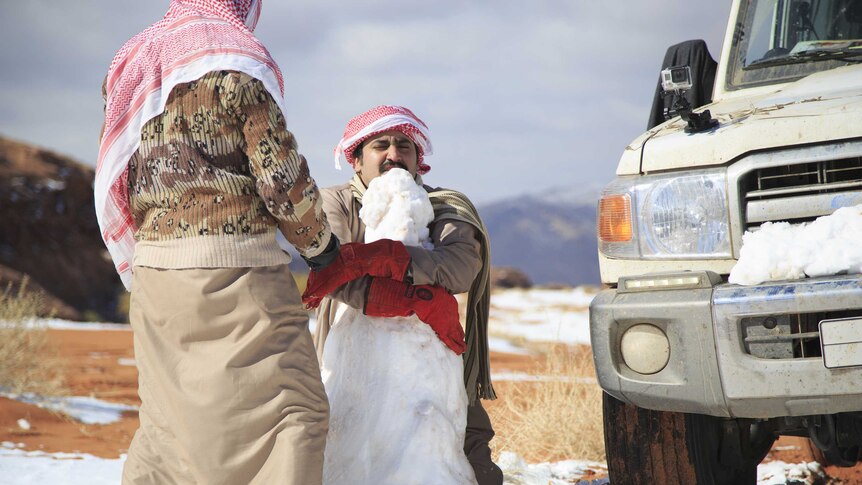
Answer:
[
  {"xmin": 0, "ymin": 278, "xmax": 67, "ymax": 395},
  {"xmin": 292, "ymin": 271, "xmax": 309, "ymax": 294},
  {"xmin": 488, "ymin": 345, "xmax": 605, "ymax": 463}
]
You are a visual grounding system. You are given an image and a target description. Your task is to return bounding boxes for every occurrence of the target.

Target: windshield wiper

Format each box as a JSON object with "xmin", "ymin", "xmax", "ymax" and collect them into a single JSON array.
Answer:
[{"xmin": 745, "ymin": 48, "xmax": 862, "ymax": 70}]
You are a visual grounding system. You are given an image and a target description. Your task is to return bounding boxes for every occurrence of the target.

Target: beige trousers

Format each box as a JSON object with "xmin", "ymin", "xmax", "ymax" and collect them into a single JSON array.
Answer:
[{"xmin": 123, "ymin": 265, "xmax": 328, "ymax": 485}]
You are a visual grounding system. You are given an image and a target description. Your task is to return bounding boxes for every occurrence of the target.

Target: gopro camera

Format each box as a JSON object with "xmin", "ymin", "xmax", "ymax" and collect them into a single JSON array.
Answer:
[{"xmin": 661, "ymin": 65, "xmax": 692, "ymax": 92}]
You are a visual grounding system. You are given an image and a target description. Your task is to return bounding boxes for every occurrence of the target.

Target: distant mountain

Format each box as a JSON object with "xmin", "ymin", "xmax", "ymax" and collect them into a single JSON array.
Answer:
[
  {"xmin": 0, "ymin": 135, "xmax": 123, "ymax": 321},
  {"xmin": 478, "ymin": 185, "xmax": 602, "ymax": 286}
]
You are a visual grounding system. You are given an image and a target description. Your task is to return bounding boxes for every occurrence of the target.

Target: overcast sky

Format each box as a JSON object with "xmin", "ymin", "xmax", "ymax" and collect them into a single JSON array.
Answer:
[{"xmin": 0, "ymin": 1, "xmax": 729, "ymax": 204}]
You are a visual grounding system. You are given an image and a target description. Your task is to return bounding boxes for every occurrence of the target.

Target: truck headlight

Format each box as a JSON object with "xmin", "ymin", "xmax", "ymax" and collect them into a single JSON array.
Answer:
[{"xmin": 598, "ymin": 169, "xmax": 730, "ymax": 259}]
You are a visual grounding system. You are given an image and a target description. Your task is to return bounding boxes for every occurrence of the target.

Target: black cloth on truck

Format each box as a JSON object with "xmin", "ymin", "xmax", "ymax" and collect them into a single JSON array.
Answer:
[{"xmin": 647, "ymin": 39, "xmax": 718, "ymax": 130}]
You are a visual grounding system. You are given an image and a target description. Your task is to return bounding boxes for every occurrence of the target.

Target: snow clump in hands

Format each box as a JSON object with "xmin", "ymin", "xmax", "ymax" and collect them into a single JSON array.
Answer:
[{"xmin": 360, "ymin": 168, "xmax": 434, "ymax": 248}]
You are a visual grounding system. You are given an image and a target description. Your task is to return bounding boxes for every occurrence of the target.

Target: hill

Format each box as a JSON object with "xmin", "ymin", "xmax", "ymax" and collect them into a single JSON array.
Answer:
[
  {"xmin": 478, "ymin": 186, "xmax": 601, "ymax": 286},
  {"xmin": 0, "ymin": 135, "xmax": 122, "ymax": 320}
]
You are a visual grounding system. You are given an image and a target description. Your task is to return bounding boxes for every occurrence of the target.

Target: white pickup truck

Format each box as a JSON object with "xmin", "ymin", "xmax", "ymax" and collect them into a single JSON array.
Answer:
[{"xmin": 590, "ymin": 0, "xmax": 862, "ymax": 483}]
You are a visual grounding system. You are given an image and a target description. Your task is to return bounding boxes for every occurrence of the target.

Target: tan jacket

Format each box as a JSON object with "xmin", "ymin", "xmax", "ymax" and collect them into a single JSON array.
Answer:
[{"xmin": 313, "ymin": 180, "xmax": 482, "ymax": 359}]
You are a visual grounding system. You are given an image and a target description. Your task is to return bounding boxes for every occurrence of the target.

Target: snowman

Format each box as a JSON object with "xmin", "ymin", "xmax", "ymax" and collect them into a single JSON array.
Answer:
[{"xmin": 320, "ymin": 168, "xmax": 477, "ymax": 485}]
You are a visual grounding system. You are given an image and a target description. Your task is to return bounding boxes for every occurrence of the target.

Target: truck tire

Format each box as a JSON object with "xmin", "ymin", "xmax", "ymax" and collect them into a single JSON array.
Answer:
[{"xmin": 602, "ymin": 392, "xmax": 774, "ymax": 485}]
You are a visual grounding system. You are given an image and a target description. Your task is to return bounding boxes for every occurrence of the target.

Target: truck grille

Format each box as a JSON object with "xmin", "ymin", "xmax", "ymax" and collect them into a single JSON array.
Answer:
[
  {"xmin": 739, "ymin": 156, "xmax": 862, "ymax": 230},
  {"xmin": 742, "ymin": 310, "xmax": 862, "ymax": 359}
]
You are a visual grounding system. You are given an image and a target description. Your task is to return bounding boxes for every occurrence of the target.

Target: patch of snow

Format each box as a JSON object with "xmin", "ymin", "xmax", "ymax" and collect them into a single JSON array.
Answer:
[
  {"xmin": 117, "ymin": 358, "xmax": 136, "ymax": 367},
  {"xmin": 491, "ymin": 372, "xmax": 596, "ymax": 384},
  {"xmin": 771, "ymin": 445, "xmax": 801, "ymax": 452},
  {"xmin": 492, "ymin": 287, "xmax": 595, "ymax": 311},
  {"xmin": 0, "ymin": 448, "xmax": 612, "ymax": 485},
  {"xmin": 730, "ymin": 205, "xmax": 862, "ymax": 285},
  {"xmin": 16, "ymin": 419, "xmax": 30, "ymax": 431},
  {"xmin": 0, "ymin": 448, "xmax": 125, "ymax": 485},
  {"xmin": 757, "ymin": 460, "xmax": 824, "ymax": 485},
  {"xmin": 41, "ymin": 179, "xmax": 66, "ymax": 191},
  {"xmin": 5, "ymin": 319, "xmax": 131, "ymax": 332},
  {"xmin": 40, "ymin": 319, "xmax": 131, "ymax": 331},
  {"xmin": 488, "ymin": 337, "xmax": 531, "ymax": 355},
  {"xmin": 498, "ymin": 451, "xmax": 606, "ymax": 485},
  {"xmin": 490, "ymin": 307, "xmax": 591, "ymax": 345},
  {"xmin": 0, "ymin": 392, "xmax": 137, "ymax": 425},
  {"xmin": 488, "ymin": 287, "xmax": 594, "ymax": 345}
]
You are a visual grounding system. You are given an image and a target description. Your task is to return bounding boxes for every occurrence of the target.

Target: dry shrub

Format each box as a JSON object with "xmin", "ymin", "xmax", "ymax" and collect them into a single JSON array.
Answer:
[
  {"xmin": 488, "ymin": 345, "xmax": 605, "ymax": 463},
  {"xmin": 0, "ymin": 278, "xmax": 66, "ymax": 395},
  {"xmin": 116, "ymin": 291, "xmax": 132, "ymax": 323}
]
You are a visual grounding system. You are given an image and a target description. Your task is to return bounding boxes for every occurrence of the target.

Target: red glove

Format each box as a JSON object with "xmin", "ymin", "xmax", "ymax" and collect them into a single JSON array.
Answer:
[
  {"xmin": 364, "ymin": 277, "xmax": 466, "ymax": 355},
  {"xmin": 302, "ymin": 239, "xmax": 411, "ymax": 308}
]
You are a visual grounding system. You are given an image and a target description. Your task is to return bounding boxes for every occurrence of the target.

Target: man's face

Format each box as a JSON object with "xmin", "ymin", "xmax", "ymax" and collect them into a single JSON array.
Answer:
[{"xmin": 353, "ymin": 130, "xmax": 418, "ymax": 186}]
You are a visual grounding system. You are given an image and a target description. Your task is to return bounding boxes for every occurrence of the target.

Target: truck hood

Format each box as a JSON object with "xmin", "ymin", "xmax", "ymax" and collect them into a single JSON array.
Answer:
[{"xmin": 639, "ymin": 63, "xmax": 862, "ymax": 173}]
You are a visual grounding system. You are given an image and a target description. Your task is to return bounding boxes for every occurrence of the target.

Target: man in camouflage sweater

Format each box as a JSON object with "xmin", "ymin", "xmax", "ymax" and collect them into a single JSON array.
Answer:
[{"xmin": 96, "ymin": 2, "xmax": 413, "ymax": 484}]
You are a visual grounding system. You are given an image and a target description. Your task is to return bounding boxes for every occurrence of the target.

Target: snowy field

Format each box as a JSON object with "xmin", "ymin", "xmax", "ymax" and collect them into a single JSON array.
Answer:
[
  {"xmin": 1, "ymin": 443, "xmax": 125, "ymax": 485},
  {"xmin": 486, "ymin": 286, "xmax": 595, "ymax": 346},
  {"xmin": 0, "ymin": 286, "xmax": 842, "ymax": 484}
]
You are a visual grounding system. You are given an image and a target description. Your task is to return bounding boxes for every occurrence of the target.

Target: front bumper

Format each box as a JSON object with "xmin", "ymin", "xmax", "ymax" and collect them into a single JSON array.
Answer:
[{"xmin": 590, "ymin": 272, "xmax": 862, "ymax": 418}]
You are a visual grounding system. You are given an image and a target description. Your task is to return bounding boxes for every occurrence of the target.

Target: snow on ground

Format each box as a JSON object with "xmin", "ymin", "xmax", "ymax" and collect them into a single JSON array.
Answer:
[
  {"xmin": 40, "ymin": 320, "xmax": 130, "ymax": 331},
  {"xmin": 0, "ymin": 444, "xmax": 610, "ymax": 485},
  {"xmin": 730, "ymin": 204, "xmax": 862, "ymax": 285},
  {"xmin": 491, "ymin": 287, "xmax": 596, "ymax": 310},
  {"xmin": 488, "ymin": 336, "xmax": 531, "ymax": 355},
  {"xmin": 1, "ymin": 290, "xmax": 831, "ymax": 484},
  {"xmin": 0, "ymin": 392, "xmax": 137, "ymax": 425},
  {"xmin": 498, "ymin": 451, "xmax": 607, "ymax": 485},
  {"xmin": 0, "ymin": 447, "xmax": 829, "ymax": 485},
  {"xmin": 488, "ymin": 287, "xmax": 595, "ymax": 345},
  {"xmin": 491, "ymin": 372, "xmax": 596, "ymax": 384},
  {"xmin": 6, "ymin": 319, "xmax": 132, "ymax": 332},
  {"xmin": 0, "ymin": 443, "xmax": 124, "ymax": 485},
  {"xmin": 757, "ymin": 460, "xmax": 825, "ymax": 484}
]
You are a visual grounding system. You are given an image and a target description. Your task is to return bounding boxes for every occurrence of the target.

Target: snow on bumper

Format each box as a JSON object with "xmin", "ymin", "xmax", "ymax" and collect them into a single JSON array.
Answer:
[{"xmin": 589, "ymin": 272, "xmax": 862, "ymax": 418}]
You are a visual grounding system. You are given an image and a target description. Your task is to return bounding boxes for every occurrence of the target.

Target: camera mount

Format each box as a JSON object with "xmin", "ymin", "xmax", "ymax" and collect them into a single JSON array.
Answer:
[{"xmin": 661, "ymin": 65, "xmax": 719, "ymax": 134}]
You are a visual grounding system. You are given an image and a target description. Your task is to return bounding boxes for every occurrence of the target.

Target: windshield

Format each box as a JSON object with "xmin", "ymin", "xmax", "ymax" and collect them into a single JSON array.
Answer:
[{"xmin": 728, "ymin": 0, "xmax": 862, "ymax": 90}]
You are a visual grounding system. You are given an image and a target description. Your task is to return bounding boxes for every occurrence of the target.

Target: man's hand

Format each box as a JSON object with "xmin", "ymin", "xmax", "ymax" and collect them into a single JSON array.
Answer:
[
  {"xmin": 302, "ymin": 239, "xmax": 411, "ymax": 308},
  {"xmin": 364, "ymin": 277, "xmax": 466, "ymax": 355}
]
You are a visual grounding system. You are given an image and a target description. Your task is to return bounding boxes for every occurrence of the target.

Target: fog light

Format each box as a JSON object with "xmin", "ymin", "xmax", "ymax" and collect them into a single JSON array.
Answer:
[{"xmin": 620, "ymin": 324, "xmax": 670, "ymax": 375}]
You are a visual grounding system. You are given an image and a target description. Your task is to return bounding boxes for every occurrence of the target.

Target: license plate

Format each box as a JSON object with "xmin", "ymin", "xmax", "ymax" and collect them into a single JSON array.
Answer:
[{"xmin": 820, "ymin": 317, "xmax": 862, "ymax": 369}]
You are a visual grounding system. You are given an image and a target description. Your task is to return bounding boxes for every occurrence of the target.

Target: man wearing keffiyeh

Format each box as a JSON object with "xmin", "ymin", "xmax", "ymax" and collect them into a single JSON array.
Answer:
[
  {"xmin": 303, "ymin": 105, "xmax": 503, "ymax": 485},
  {"xmin": 97, "ymin": 3, "xmax": 416, "ymax": 484}
]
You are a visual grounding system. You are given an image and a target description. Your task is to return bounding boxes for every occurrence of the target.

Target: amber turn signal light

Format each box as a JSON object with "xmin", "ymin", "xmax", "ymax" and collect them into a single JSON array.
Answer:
[{"xmin": 598, "ymin": 194, "xmax": 632, "ymax": 242}]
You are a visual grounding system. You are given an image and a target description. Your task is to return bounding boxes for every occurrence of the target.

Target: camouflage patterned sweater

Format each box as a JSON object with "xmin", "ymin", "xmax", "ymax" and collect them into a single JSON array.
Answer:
[{"xmin": 124, "ymin": 70, "xmax": 331, "ymax": 269}]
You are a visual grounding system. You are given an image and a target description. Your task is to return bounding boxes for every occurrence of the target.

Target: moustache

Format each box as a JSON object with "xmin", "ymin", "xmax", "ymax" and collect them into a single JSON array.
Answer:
[{"xmin": 381, "ymin": 161, "xmax": 408, "ymax": 172}]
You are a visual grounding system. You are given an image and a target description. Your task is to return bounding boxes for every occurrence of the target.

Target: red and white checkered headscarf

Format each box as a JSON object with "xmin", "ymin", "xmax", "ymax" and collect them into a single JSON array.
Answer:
[
  {"xmin": 334, "ymin": 105, "xmax": 433, "ymax": 174},
  {"xmin": 95, "ymin": 0, "xmax": 279, "ymax": 290}
]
